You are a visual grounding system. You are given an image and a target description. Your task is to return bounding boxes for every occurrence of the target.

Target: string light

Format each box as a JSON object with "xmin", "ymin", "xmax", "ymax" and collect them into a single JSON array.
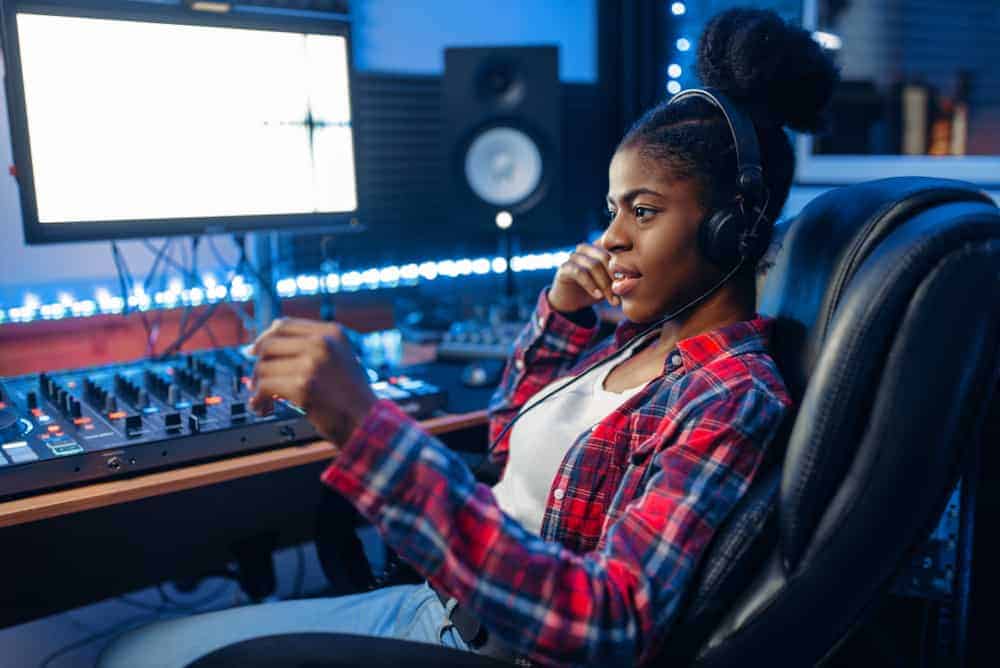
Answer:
[
  {"xmin": 676, "ymin": 38, "xmax": 691, "ymax": 52},
  {"xmin": 1, "ymin": 248, "xmax": 578, "ymax": 323},
  {"xmin": 671, "ymin": 2, "xmax": 686, "ymax": 16}
]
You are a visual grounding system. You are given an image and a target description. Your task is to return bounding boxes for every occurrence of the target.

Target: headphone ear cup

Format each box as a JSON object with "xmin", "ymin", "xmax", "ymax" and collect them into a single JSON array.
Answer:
[{"xmin": 698, "ymin": 209, "xmax": 745, "ymax": 268}]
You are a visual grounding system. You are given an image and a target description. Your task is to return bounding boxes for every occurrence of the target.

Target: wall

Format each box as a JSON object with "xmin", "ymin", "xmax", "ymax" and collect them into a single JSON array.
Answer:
[{"xmin": 351, "ymin": 0, "xmax": 596, "ymax": 82}]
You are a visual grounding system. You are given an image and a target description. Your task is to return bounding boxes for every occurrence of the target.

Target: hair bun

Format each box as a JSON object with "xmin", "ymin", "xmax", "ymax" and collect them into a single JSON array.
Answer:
[{"xmin": 696, "ymin": 7, "xmax": 839, "ymax": 132}]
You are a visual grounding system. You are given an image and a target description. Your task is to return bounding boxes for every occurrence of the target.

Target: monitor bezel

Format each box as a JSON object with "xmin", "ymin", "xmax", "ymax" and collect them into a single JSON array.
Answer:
[{"xmin": 2, "ymin": 0, "xmax": 361, "ymax": 244}]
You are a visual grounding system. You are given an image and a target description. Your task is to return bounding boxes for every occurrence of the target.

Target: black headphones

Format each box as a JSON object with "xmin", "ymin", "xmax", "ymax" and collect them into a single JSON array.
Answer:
[{"xmin": 667, "ymin": 87, "xmax": 771, "ymax": 269}]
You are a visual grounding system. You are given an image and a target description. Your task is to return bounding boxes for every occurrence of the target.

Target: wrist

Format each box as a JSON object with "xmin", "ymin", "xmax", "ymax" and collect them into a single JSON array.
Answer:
[
  {"xmin": 546, "ymin": 286, "xmax": 580, "ymax": 314},
  {"xmin": 546, "ymin": 288, "xmax": 597, "ymax": 325}
]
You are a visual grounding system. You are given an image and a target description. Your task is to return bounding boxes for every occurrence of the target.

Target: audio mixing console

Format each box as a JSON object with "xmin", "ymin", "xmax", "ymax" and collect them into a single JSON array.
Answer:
[{"xmin": 0, "ymin": 347, "xmax": 446, "ymax": 499}]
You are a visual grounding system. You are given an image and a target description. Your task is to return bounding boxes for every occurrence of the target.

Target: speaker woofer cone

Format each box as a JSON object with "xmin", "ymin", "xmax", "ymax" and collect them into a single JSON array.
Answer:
[{"xmin": 463, "ymin": 126, "xmax": 543, "ymax": 207}]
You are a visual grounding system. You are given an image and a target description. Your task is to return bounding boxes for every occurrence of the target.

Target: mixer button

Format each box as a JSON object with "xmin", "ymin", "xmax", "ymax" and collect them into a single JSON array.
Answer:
[
  {"xmin": 125, "ymin": 415, "xmax": 142, "ymax": 435},
  {"xmin": 164, "ymin": 412, "xmax": 182, "ymax": 430}
]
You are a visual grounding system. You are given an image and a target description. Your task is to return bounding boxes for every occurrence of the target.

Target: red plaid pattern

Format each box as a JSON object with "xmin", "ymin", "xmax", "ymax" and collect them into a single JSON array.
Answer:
[{"xmin": 322, "ymin": 288, "xmax": 792, "ymax": 666}]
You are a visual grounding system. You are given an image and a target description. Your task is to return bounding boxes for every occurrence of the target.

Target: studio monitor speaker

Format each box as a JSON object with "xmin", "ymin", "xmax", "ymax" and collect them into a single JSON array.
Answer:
[{"xmin": 443, "ymin": 46, "xmax": 562, "ymax": 247}]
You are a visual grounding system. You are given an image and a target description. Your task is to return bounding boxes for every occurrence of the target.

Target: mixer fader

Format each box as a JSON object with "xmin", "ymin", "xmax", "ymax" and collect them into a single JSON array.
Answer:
[{"xmin": 0, "ymin": 347, "xmax": 446, "ymax": 499}]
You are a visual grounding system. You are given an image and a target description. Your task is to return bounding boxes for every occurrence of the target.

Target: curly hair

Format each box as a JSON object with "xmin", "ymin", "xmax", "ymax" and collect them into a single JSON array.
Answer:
[{"xmin": 618, "ymin": 8, "xmax": 840, "ymax": 257}]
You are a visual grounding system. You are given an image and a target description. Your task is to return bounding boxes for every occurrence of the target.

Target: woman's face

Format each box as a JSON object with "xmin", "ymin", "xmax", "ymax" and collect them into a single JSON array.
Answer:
[{"xmin": 600, "ymin": 145, "xmax": 716, "ymax": 324}]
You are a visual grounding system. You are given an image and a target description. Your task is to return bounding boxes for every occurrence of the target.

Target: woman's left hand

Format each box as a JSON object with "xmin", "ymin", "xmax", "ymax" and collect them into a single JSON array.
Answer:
[{"xmin": 249, "ymin": 318, "xmax": 377, "ymax": 446}]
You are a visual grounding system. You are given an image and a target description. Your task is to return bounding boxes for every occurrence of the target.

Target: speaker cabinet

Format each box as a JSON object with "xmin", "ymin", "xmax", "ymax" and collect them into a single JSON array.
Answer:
[{"xmin": 443, "ymin": 46, "xmax": 563, "ymax": 248}]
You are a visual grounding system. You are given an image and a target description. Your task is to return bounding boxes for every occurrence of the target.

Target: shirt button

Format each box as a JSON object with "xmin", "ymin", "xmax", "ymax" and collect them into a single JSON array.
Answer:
[
  {"xmin": 553, "ymin": 488, "xmax": 565, "ymax": 500},
  {"xmin": 536, "ymin": 315, "xmax": 546, "ymax": 328},
  {"xmin": 514, "ymin": 359, "xmax": 525, "ymax": 371},
  {"xmin": 670, "ymin": 353, "xmax": 682, "ymax": 367}
]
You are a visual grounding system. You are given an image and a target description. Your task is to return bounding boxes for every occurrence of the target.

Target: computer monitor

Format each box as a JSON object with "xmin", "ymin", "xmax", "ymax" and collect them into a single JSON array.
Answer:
[{"xmin": 2, "ymin": 1, "xmax": 359, "ymax": 244}]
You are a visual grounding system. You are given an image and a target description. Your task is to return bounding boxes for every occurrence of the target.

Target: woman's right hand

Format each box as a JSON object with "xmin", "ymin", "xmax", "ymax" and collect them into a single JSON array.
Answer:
[{"xmin": 547, "ymin": 243, "xmax": 620, "ymax": 313}]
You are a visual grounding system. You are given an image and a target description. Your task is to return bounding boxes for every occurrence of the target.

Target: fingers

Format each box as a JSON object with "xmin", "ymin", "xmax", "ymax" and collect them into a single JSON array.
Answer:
[
  {"xmin": 252, "ymin": 334, "xmax": 316, "ymax": 361},
  {"xmin": 569, "ymin": 243, "xmax": 618, "ymax": 305},
  {"xmin": 251, "ymin": 318, "xmax": 345, "ymax": 355},
  {"xmin": 250, "ymin": 356, "xmax": 309, "ymax": 412}
]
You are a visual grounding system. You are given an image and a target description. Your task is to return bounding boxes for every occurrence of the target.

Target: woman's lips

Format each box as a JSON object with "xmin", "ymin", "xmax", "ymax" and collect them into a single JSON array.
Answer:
[{"xmin": 611, "ymin": 270, "xmax": 641, "ymax": 297}]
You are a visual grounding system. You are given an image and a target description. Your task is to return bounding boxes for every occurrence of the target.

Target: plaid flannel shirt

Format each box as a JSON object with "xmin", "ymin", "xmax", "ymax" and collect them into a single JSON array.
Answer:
[{"xmin": 322, "ymin": 288, "xmax": 792, "ymax": 666}]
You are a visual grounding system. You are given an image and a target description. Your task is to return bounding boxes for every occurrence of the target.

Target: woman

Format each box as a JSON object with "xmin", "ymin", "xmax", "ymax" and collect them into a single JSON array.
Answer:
[{"xmin": 101, "ymin": 8, "xmax": 837, "ymax": 667}]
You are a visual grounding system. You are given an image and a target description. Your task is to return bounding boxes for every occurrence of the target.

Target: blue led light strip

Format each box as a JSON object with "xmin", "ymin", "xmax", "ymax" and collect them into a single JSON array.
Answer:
[{"xmin": 0, "ymin": 249, "xmax": 572, "ymax": 325}]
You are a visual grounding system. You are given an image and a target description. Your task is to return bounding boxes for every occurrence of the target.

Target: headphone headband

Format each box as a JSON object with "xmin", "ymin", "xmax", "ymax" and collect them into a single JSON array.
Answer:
[{"xmin": 667, "ymin": 87, "xmax": 764, "ymax": 201}]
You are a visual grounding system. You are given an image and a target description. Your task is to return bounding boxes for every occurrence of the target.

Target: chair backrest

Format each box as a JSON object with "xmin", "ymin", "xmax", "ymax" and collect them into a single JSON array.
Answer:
[{"xmin": 656, "ymin": 177, "xmax": 1000, "ymax": 666}]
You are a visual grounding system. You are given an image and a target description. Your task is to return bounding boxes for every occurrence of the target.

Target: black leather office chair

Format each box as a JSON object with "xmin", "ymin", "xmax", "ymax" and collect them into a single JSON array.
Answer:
[{"xmin": 189, "ymin": 177, "xmax": 1000, "ymax": 667}]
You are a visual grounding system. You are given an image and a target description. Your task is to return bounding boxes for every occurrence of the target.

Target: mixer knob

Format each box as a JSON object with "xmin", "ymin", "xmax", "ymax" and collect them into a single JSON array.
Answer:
[
  {"xmin": 0, "ymin": 406, "xmax": 23, "ymax": 441},
  {"xmin": 191, "ymin": 402, "xmax": 207, "ymax": 417},
  {"xmin": 199, "ymin": 380, "xmax": 211, "ymax": 396},
  {"xmin": 70, "ymin": 400, "xmax": 82, "ymax": 419},
  {"xmin": 167, "ymin": 385, "xmax": 179, "ymax": 405},
  {"xmin": 136, "ymin": 389, "xmax": 149, "ymax": 408},
  {"xmin": 230, "ymin": 402, "xmax": 247, "ymax": 421},
  {"xmin": 104, "ymin": 395, "xmax": 118, "ymax": 412}
]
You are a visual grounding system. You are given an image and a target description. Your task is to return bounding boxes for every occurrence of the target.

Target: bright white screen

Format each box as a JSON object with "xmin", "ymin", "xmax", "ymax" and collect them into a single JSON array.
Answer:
[{"xmin": 15, "ymin": 13, "xmax": 358, "ymax": 224}]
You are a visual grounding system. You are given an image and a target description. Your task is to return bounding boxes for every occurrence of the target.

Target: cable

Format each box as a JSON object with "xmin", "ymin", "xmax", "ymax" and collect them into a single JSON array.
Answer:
[
  {"xmin": 145, "ymin": 240, "xmax": 175, "ymax": 355},
  {"xmin": 111, "ymin": 241, "xmax": 154, "ymax": 347},
  {"xmin": 487, "ymin": 256, "xmax": 748, "ymax": 451},
  {"xmin": 172, "ymin": 239, "xmax": 197, "ymax": 353},
  {"xmin": 207, "ymin": 234, "xmax": 257, "ymax": 337},
  {"xmin": 233, "ymin": 233, "xmax": 277, "ymax": 304}
]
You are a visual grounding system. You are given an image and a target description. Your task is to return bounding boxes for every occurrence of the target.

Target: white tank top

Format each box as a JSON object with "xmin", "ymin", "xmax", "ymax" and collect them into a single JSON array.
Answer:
[{"xmin": 491, "ymin": 332, "xmax": 657, "ymax": 535}]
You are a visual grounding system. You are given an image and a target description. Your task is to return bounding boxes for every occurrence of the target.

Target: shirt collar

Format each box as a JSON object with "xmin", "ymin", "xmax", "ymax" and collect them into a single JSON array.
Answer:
[{"xmin": 613, "ymin": 314, "xmax": 775, "ymax": 373}]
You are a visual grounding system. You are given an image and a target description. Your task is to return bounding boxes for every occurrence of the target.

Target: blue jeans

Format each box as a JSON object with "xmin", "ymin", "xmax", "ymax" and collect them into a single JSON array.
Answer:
[{"xmin": 98, "ymin": 583, "xmax": 470, "ymax": 668}]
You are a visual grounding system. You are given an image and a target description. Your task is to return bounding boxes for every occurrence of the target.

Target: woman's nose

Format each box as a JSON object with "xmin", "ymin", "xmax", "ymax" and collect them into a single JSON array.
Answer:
[{"xmin": 600, "ymin": 214, "xmax": 630, "ymax": 253}]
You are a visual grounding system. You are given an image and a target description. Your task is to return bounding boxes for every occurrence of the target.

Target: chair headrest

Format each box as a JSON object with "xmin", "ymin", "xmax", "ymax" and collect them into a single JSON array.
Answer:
[{"xmin": 757, "ymin": 176, "xmax": 995, "ymax": 402}]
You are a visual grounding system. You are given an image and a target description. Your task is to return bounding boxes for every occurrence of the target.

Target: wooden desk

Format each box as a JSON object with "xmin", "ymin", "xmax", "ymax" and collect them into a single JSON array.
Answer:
[{"xmin": 0, "ymin": 409, "xmax": 488, "ymax": 629}]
